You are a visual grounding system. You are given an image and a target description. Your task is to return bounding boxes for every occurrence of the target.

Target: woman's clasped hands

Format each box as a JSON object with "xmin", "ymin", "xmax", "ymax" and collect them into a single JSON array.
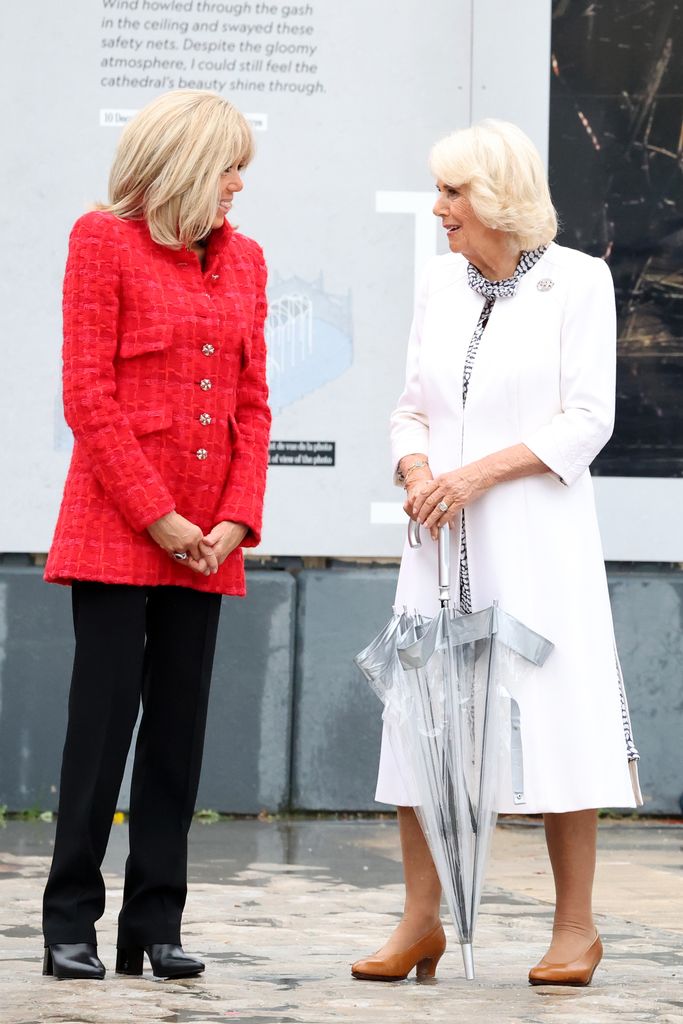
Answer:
[
  {"xmin": 405, "ymin": 464, "xmax": 490, "ymax": 540},
  {"xmin": 147, "ymin": 511, "xmax": 248, "ymax": 576}
]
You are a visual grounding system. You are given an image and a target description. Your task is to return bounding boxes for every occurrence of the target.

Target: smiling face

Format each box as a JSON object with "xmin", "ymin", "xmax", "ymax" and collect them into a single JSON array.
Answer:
[
  {"xmin": 432, "ymin": 180, "xmax": 494, "ymax": 259},
  {"xmin": 211, "ymin": 163, "xmax": 244, "ymax": 229},
  {"xmin": 432, "ymin": 179, "xmax": 522, "ymax": 279}
]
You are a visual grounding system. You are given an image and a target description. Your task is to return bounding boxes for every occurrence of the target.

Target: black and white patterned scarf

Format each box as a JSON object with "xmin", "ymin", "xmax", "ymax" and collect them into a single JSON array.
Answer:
[{"xmin": 466, "ymin": 245, "xmax": 548, "ymax": 299}]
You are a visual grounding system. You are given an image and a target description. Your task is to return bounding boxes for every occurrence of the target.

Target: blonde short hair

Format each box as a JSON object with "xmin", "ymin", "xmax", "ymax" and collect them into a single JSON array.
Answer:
[
  {"xmin": 100, "ymin": 90, "xmax": 254, "ymax": 248},
  {"xmin": 429, "ymin": 119, "xmax": 557, "ymax": 249}
]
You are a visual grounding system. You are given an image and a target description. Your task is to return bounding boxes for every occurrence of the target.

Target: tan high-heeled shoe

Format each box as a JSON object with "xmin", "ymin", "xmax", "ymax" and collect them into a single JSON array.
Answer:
[
  {"xmin": 528, "ymin": 932, "xmax": 603, "ymax": 986},
  {"xmin": 351, "ymin": 922, "xmax": 446, "ymax": 982}
]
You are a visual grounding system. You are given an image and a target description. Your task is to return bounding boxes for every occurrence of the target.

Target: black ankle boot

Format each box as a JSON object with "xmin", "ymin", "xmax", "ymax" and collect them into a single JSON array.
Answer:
[
  {"xmin": 43, "ymin": 943, "xmax": 106, "ymax": 980},
  {"xmin": 116, "ymin": 943, "xmax": 204, "ymax": 979}
]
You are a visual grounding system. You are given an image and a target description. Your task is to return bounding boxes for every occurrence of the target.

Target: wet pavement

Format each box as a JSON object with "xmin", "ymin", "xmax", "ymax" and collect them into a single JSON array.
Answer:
[{"xmin": 1, "ymin": 817, "xmax": 682, "ymax": 1023}]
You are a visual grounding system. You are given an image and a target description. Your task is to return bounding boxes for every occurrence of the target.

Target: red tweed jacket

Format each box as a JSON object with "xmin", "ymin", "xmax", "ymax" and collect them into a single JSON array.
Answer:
[{"xmin": 44, "ymin": 211, "xmax": 271, "ymax": 596}]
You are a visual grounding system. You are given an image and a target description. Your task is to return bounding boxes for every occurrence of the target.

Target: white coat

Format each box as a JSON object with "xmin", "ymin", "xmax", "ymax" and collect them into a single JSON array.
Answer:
[{"xmin": 375, "ymin": 242, "xmax": 642, "ymax": 814}]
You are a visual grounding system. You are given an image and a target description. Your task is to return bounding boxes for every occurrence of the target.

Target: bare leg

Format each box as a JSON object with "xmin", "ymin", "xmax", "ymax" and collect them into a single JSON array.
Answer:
[
  {"xmin": 542, "ymin": 809, "xmax": 598, "ymax": 962},
  {"xmin": 374, "ymin": 807, "xmax": 442, "ymax": 957}
]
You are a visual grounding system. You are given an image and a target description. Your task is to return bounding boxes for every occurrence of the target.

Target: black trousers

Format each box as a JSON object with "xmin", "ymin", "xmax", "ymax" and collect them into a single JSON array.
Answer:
[{"xmin": 42, "ymin": 582, "xmax": 222, "ymax": 947}]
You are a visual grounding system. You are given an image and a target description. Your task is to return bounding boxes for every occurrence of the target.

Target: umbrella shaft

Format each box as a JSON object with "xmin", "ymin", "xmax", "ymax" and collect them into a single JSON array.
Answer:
[{"xmin": 438, "ymin": 527, "xmax": 450, "ymax": 603}]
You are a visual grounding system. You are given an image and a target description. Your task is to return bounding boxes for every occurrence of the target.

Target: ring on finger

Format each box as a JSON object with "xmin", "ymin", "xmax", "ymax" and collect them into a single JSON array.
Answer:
[
  {"xmin": 437, "ymin": 500, "xmax": 449, "ymax": 513},
  {"xmin": 173, "ymin": 551, "xmax": 189, "ymax": 561}
]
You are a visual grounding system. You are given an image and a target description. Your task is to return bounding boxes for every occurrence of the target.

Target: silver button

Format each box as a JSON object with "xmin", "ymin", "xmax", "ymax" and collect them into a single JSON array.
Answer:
[
  {"xmin": 537, "ymin": 278, "xmax": 554, "ymax": 291},
  {"xmin": 211, "ymin": 273, "xmax": 220, "ymax": 280},
  {"xmin": 199, "ymin": 378, "xmax": 212, "ymax": 391},
  {"xmin": 196, "ymin": 448, "xmax": 208, "ymax": 460},
  {"xmin": 202, "ymin": 344, "xmax": 215, "ymax": 356},
  {"xmin": 199, "ymin": 413, "xmax": 212, "ymax": 426}
]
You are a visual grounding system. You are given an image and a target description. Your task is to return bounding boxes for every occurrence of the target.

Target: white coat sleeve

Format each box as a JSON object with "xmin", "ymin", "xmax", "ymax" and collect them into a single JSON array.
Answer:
[
  {"xmin": 389, "ymin": 262, "xmax": 432, "ymax": 485},
  {"xmin": 523, "ymin": 257, "xmax": 617, "ymax": 487}
]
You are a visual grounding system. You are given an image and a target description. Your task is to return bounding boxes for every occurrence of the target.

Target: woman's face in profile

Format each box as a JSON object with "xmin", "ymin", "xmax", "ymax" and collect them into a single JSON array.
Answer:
[
  {"xmin": 433, "ymin": 179, "xmax": 489, "ymax": 259},
  {"xmin": 212, "ymin": 164, "xmax": 244, "ymax": 228}
]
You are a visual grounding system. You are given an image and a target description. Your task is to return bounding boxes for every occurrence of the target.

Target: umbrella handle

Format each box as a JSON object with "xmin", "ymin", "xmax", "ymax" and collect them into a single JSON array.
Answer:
[
  {"xmin": 407, "ymin": 519, "xmax": 422, "ymax": 548},
  {"xmin": 407, "ymin": 521, "xmax": 451, "ymax": 606}
]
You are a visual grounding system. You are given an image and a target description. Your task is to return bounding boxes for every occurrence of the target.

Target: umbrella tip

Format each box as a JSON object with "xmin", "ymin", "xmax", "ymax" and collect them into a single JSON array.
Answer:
[{"xmin": 462, "ymin": 942, "xmax": 475, "ymax": 980}]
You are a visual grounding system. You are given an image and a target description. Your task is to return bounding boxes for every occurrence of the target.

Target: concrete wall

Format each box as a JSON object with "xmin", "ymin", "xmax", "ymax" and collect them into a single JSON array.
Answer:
[
  {"xmin": 0, "ymin": 565, "xmax": 680, "ymax": 815},
  {"xmin": 609, "ymin": 570, "xmax": 683, "ymax": 817},
  {"xmin": 0, "ymin": 567, "xmax": 296, "ymax": 816},
  {"xmin": 290, "ymin": 569, "xmax": 397, "ymax": 811}
]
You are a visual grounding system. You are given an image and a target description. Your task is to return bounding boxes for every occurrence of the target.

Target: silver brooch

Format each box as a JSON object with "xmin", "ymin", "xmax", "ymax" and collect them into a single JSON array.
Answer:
[{"xmin": 537, "ymin": 278, "xmax": 554, "ymax": 291}]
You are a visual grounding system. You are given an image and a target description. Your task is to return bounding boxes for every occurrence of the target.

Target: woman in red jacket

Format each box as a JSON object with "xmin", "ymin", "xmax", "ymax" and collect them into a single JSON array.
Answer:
[{"xmin": 42, "ymin": 90, "xmax": 271, "ymax": 981}]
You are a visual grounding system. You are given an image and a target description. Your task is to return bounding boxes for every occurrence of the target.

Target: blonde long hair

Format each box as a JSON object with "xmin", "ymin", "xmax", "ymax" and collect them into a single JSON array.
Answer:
[
  {"xmin": 99, "ymin": 90, "xmax": 254, "ymax": 249},
  {"xmin": 430, "ymin": 120, "xmax": 557, "ymax": 250}
]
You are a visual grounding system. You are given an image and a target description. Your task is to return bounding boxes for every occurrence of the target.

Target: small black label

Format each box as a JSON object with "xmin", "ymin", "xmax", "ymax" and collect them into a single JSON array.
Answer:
[{"xmin": 269, "ymin": 440, "xmax": 336, "ymax": 467}]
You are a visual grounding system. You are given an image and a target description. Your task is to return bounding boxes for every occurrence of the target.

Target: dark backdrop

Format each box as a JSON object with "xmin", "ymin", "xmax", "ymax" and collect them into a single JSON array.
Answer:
[{"xmin": 549, "ymin": 0, "xmax": 683, "ymax": 476}]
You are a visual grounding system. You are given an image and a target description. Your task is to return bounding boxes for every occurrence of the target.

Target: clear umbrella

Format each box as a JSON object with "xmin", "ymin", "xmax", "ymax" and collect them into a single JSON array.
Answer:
[{"xmin": 367, "ymin": 521, "xmax": 554, "ymax": 979}]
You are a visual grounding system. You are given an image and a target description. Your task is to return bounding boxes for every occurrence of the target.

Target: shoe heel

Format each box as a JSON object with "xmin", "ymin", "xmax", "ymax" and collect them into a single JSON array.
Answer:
[
  {"xmin": 116, "ymin": 947, "xmax": 144, "ymax": 975},
  {"xmin": 416, "ymin": 953, "xmax": 441, "ymax": 979},
  {"xmin": 42, "ymin": 948, "xmax": 53, "ymax": 976}
]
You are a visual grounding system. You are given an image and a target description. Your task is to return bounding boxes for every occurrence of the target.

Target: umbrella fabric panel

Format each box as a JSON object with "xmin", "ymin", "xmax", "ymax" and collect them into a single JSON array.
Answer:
[
  {"xmin": 356, "ymin": 611, "xmax": 425, "ymax": 806},
  {"xmin": 376, "ymin": 720, "xmax": 421, "ymax": 806},
  {"xmin": 355, "ymin": 612, "xmax": 427, "ymax": 722},
  {"xmin": 354, "ymin": 612, "xmax": 405, "ymax": 703}
]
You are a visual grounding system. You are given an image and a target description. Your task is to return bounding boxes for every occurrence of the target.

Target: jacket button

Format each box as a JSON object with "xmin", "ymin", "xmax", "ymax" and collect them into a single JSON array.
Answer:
[
  {"xmin": 202, "ymin": 344, "xmax": 215, "ymax": 356},
  {"xmin": 196, "ymin": 448, "xmax": 208, "ymax": 460},
  {"xmin": 199, "ymin": 378, "xmax": 212, "ymax": 391},
  {"xmin": 199, "ymin": 413, "xmax": 212, "ymax": 426}
]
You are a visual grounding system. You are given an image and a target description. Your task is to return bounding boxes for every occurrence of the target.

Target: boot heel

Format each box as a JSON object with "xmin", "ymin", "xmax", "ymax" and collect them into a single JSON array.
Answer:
[
  {"xmin": 416, "ymin": 953, "xmax": 441, "ymax": 979},
  {"xmin": 43, "ymin": 943, "xmax": 105, "ymax": 980},
  {"xmin": 116, "ymin": 947, "xmax": 144, "ymax": 975},
  {"xmin": 42, "ymin": 948, "xmax": 53, "ymax": 976}
]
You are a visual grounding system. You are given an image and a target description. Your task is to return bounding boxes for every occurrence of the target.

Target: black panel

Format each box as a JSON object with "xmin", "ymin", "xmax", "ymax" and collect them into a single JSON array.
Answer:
[{"xmin": 550, "ymin": 0, "xmax": 683, "ymax": 476}]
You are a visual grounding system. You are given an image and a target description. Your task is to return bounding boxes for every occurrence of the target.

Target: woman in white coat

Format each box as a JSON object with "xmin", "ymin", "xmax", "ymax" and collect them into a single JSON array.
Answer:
[{"xmin": 352, "ymin": 120, "xmax": 641, "ymax": 987}]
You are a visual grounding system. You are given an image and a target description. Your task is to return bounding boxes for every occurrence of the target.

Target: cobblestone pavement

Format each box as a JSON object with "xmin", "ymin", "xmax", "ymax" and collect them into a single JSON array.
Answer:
[{"xmin": 1, "ymin": 818, "xmax": 682, "ymax": 1024}]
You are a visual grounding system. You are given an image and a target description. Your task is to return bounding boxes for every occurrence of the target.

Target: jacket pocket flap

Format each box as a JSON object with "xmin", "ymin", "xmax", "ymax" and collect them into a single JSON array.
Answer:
[
  {"xmin": 119, "ymin": 324, "xmax": 174, "ymax": 359},
  {"xmin": 127, "ymin": 408, "xmax": 173, "ymax": 436}
]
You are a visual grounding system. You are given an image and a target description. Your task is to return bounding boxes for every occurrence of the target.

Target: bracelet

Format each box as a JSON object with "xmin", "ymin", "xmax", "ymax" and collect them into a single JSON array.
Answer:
[{"xmin": 398, "ymin": 458, "xmax": 429, "ymax": 484}]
